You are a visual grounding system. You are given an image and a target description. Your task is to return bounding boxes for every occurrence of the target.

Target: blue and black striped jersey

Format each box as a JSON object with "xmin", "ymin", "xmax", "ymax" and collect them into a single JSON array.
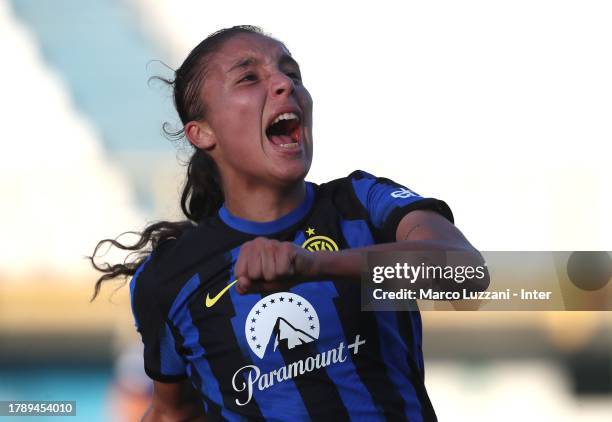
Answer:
[{"xmin": 130, "ymin": 170, "xmax": 453, "ymax": 421}]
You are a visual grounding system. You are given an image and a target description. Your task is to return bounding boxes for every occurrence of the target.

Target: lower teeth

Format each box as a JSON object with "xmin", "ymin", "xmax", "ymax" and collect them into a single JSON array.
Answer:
[{"xmin": 279, "ymin": 142, "xmax": 298, "ymax": 148}]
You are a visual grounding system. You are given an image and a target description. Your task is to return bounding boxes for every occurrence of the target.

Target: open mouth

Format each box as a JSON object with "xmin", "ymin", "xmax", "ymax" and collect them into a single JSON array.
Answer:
[{"xmin": 265, "ymin": 112, "xmax": 301, "ymax": 149}]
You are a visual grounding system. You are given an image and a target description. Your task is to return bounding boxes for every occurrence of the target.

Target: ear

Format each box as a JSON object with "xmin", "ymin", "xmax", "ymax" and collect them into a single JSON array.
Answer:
[{"xmin": 185, "ymin": 120, "xmax": 216, "ymax": 150}]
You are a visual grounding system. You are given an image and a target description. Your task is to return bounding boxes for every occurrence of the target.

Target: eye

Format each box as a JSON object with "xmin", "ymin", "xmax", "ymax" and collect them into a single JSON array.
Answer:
[{"xmin": 238, "ymin": 73, "xmax": 257, "ymax": 83}]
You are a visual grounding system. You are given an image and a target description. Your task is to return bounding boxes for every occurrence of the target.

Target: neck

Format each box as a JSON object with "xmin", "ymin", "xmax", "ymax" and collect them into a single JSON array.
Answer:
[{"xmin": 223, "ymin": 179, "xmax": 306, "ymax": 222}]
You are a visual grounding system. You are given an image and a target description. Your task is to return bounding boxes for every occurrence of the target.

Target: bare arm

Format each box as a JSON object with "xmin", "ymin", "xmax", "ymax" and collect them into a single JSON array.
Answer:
[
  {"xmin": 312, "ymin": 210, "xmax": 489, "ymax": 310},
  {"xmin": 142, "ymin": 380, "xmax": 206, "ymax": 422},
  {"xmin": 312, "ymin": 210, "xmax": 484, "ymax": 282},
  {"xmin": 235, "ymin": 209, "xmax": 489, "ymax": 295}
]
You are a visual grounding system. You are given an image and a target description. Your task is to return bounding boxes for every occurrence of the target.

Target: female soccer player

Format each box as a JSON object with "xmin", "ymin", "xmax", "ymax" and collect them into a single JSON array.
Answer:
[{"xmin": 92, "ymin": 25, "xmax": 484, "ymax": 421}]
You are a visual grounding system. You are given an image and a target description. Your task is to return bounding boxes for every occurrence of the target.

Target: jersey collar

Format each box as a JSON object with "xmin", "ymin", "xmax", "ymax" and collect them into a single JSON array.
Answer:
[{"xmin": 218, "ymin": 182, "xmax": 315, "ymax": 235}]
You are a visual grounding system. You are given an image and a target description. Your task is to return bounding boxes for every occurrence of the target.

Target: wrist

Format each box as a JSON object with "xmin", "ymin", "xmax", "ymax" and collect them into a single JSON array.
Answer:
[
  {"xmin": 309, "ymin": 251, "xmax": 327, "ymax": 279},
  {"xmin": 309, "ymin": 250, "xmax": 362, "ymax": 282}
]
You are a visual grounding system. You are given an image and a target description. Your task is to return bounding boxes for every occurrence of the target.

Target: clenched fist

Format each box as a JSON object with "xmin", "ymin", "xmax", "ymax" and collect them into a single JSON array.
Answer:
[{"xmin": 234, "ymin": 237, "xmax": 319, "ymax": 294}]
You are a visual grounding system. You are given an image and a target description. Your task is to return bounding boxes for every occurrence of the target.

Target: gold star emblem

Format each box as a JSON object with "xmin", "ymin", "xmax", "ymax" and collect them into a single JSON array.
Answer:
[{"xmin": 305, "ymin": 227, "xmax": 315, "ymax": 236}]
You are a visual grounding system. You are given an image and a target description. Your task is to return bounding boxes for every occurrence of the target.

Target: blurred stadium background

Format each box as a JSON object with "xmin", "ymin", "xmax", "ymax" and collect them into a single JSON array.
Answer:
[{"xmin": 0, "ymin": 0, "xmax": 611, "ymax": 420}]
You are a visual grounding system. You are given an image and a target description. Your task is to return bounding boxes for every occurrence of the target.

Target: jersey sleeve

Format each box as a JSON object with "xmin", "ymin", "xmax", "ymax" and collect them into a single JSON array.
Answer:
[
  {"xmin": 130, "ymin": 255, "xmax": 188, "ymax": 382},
  {"xmin": 349, "ymin": 170, "xmax": 454, "ymax": 242}
]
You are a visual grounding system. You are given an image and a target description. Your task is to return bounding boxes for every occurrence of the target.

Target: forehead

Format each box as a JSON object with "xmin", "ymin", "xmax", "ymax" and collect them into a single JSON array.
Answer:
[{"xmin": 209, "ymin": 33, "xmax": 293, "ymax": 71}]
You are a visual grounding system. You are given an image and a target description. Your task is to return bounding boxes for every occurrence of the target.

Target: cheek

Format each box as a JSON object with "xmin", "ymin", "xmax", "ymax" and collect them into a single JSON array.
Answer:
[
  {"xmin": 298, "ymin": 88, "xmax": 314, "ymax": 122},
  {"xmin": 216, "ymin": 92, "xmax": 265, "ymax": 148}
]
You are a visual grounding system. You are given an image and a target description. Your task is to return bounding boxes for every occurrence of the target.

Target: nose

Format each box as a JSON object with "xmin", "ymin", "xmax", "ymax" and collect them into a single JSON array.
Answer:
[{"xmin": 269, "ymin": 71, "xmax": 294, "ymax": 98}]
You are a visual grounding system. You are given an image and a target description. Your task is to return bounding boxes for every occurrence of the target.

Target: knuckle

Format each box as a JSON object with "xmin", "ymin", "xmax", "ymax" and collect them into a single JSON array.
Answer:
[
  {"xmin": 235, "ymin": 259, "xmax": 245, "ymax": 274},
  {"xmin": 247, "ymin": 266, "xmax": 259, "ymax": 279},
  {"xmin": 264, "ymin": 242, "xmax": 275, "ymax": 254}
]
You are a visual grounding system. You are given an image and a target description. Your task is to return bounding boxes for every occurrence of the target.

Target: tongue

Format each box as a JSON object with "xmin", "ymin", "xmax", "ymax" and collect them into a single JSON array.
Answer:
[{"xmin": 269, "ymin": 134, "xmax": 295, "ymax": 145}]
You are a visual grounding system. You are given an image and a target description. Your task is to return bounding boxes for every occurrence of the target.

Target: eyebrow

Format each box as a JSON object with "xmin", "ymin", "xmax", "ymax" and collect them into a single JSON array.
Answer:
[
  {"xmin": 226, "ymin": 54, "xmax": 300, "ymax": 74},
  {"xmin": 227, "ymin": 57, "xmax": 256, "ymax": 73}
]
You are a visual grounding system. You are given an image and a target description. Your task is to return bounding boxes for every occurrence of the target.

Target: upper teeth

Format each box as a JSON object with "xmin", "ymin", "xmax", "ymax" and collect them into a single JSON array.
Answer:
[{"xmin": 271, "ymin": 112, "xmax": 299, "ymax": 125}]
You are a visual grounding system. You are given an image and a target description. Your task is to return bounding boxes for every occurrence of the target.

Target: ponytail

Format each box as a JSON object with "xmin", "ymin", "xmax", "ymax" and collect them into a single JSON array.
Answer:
[
  {"xmin": 181, "ymin": 148, "xmax": 223, "ymax": 222},
  {"xmin": 89, "ymin": 148, "xmax": 222, "ymax": 300}
]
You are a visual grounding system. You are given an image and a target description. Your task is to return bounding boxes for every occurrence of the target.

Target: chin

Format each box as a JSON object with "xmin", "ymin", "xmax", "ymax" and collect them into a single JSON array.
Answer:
[{"xmin": 269, "ymin": 159, "xmax": 311, "ymax": 186}]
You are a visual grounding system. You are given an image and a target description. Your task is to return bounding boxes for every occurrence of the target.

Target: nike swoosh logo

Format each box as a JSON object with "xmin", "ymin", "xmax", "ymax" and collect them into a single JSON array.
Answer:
[{"xmin": 205, "ymin": 279, "xmax": 238, "ymax": 308}]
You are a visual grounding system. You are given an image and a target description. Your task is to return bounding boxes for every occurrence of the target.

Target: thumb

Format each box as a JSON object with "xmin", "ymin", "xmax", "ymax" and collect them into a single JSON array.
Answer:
[{"xmin": 236, "ymin": 276, "xmax": 252, "ymax": 295}]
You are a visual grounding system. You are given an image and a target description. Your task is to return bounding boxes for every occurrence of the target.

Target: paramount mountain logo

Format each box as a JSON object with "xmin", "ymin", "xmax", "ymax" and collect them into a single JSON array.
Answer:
[
  {"xmin": 245, "ymin": 292, "xmax": 320, "ymax": 359},
  {"xmin": 235, "ymin": 294, "xmax": 367, "ymax": 406},
  {"xmin": 272, "ymin": 317, "xmax": 316, "ymax": 352}
]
